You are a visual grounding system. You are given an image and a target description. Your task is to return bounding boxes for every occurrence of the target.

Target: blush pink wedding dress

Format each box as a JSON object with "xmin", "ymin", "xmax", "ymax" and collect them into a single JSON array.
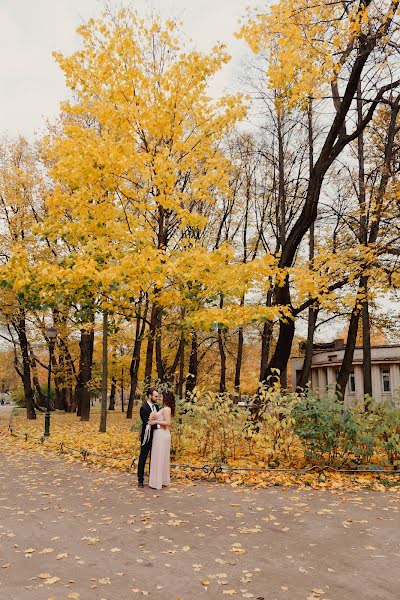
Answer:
[{"xmin": 149, "ymin": 408, "xmax": 171, "ymax": 490}]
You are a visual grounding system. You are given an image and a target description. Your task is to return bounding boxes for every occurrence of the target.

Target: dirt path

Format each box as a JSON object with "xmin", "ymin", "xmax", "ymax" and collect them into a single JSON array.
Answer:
[{"xmin": 0, "ymin": 446, "xmax": 399, "ymax": 600}]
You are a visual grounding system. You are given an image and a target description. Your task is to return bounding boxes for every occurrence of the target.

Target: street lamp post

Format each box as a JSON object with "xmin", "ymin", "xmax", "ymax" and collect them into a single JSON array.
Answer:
[{"xmin": 44, "ymin": 326, "xmax": 57, "ymax": 437}]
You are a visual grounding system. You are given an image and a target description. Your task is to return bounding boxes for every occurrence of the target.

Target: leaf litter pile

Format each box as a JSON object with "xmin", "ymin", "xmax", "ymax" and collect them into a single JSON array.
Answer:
[{"xmin": 4, "ymin": 410, "xmax": 400, "ymax": 491}]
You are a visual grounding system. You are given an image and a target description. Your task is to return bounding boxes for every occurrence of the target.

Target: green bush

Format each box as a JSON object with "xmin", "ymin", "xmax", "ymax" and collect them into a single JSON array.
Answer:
[
  {"xmin": 368, "ymin": 400, "xmax": 400, "ymax": 467},
  {"xmin": 182, "ymin": 389, "xmax": 249, "ymax": 462},
  {"xmin": 251, "ymin": 382, "xmax": 300, "ymax": 467},
  {"xmin": 10, "ymin": 387, "xmax": 26, "ymax": 408},
  {"xmin": 292, "ymin": 392, "xmax": 375, "ymax": 467},
  {"xmin": 10, "ymin": 386, "xmax": 57, "ymax": 409}
]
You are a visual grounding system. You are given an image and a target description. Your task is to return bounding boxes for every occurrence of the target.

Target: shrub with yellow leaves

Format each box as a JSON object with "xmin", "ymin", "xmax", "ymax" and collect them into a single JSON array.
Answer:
[
  {"xmin": 180, "ymin": 389, "xmax": 250, "ymax": 463},
  {"xmin": 4, "ymin": 385, "xmax": 400, "ymax": 490},
  {"xmin": 248, "ymin": 380, "xmax": 301, "ymax": 468}
]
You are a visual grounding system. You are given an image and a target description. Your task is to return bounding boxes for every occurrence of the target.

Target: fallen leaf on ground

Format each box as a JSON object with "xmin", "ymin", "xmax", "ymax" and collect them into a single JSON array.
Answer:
[{"xmin": 44, "ymin": 576, "xmax": 60, "ymax": 585}]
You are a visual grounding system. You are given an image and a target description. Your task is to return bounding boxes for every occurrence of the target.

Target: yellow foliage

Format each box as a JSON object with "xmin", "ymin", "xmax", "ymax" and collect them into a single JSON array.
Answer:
[
  {"xmin": 2, "ymin": 405, "xmax": 395, "ymax": 490},
  {"xmin": 8, "ymin": 9, "xmax": 254, "ymax": 323},
  {"xmin": 237, "ymin": 1, "xmax": 384, "ymax": 109}
]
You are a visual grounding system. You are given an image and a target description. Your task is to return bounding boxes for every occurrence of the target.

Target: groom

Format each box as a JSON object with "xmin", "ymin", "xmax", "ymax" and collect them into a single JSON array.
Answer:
[{"xmin": 137, "ymin": 388, "xmax": 160, "ymax": 487}]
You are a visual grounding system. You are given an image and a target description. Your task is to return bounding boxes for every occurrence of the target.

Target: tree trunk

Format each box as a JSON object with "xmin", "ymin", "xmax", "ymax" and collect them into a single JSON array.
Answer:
[
  {"xmin": 234, "ymin": 326, "xmax": 244, "ymax": 393},
  {"xmin": 62, "ymin": 387, "xmax": 73, "ymax": 413},
  {"xmin": 57, "ymin": 348, "xmax": 72, "ymax": 412},
  {"xmin": 108, "ymin": 377, "xmax": 117, "ymax": 410},
  {"xmin": 297, "ymin": 305, "xmax": 319, "ymax": 391},
  {"xmin": 108, "ymin": 377, "xmax": 116, "ymax": 410},
  {"xmin": 362, "ymin": 295, "xmax": 372, "ymax": 402},
  {"xmin": 362, "ymin": 282, "xmax": 373, "ymax": 402},
  {"xmin": 121, "ymin": 368, "xmax": 125, "ymax": 413},
  {"xmin": 127, "ymin": 300, "xmax": 148, "ymax": 419},
  {"xmin": 108, "ymin": 350, "xmax": 116, "ymax": 410},
  {"xmin": 217, "ymin": 296, "xmax": 227, "ymax": 394},
  {"xmin": 58, "ymin": 349, "xmax": 67, "ymax": 411},
  {"xmin": 186, "ymin": 330, "xmax": 198, "ymax": 398},
  {"xmin": 177, "ymin": 332, "xmax": 185, "ymax": 400},
  {"xmin": 259, "ymin": 290, "xmax": 273, "ymax": 383},
  {"xmin": 335, "ymin": 87, "xmax": 400, "ymax": 401},
  {"xmin": 127, "ymin": 337, "xmax": 141, "ymax": 418},
  {"xmin": 15, "ymin": 315, "xmax": 36, "ymax": 420},
  {"xmin": 218, "ymin": 329, "xmax": 227, "ymax": 394},
  {"xmin": 265, "ymin": 40, "xmax": 389, "ymax": 380},
  {"xmin": 264, "ymin": 107, "xmax": 288, "ymax": 390},
  {"xmin": 50, "ymin": 349, "xmax": 63, "ymax": 410},
  {"xmin": 260, "ymin": 320, "xmax": 272, "ymax": 384},
  {"xmin": 75, "ymin": 317, "xmax": 94, "ymax": 421},
  {"xmin": 234, "ymin": 166, "xmax": 251, "ymax": 395},
  {"xmin": 356, "ymin": 82, "xmax": 373, "ymax": 403},
  {"xmin": 29, "ymin": 349, "xmax": 46, "ymax": 408},
  {"xmin": 336, "ymin": 274, "xmax": 373, "ymax": 402},
  {"xmin": 58, "ymin": 336, "xmax": 76, "ymax": 412},
  {"xmin": 144, "ymin": 303, "xmax": 158, "ymax": 389},
  {"xmin": 277, "ymin": 109, "xmax": 286, "ymax": 250},
  {"xmin": 162, "ymin": 313, "xmax": 186, "ymax": 386},
  {"xmin": 155, "ymin": 309, "xmax": 165, "ymax": 383},
  {"xmin": 297, "ymin": 98, "xmax": 319, "ymax": 391},
  {"xmin": 262, "ymin": 277, "xmax": 294, "ymax": 384},
  {"xmin": 336, "ymin": 294, "xmax": 361, "ymax": 399},
  {"xmin": 99, "ymin": 310, "xmax": 108, "ymax": 433},
  {"xmin": 52, "ymin": 309, "xmax": 75, "ymax": 412},
  {"xmin": 297, "ymin": 105, "xmax": 318, "ymax": 390}
]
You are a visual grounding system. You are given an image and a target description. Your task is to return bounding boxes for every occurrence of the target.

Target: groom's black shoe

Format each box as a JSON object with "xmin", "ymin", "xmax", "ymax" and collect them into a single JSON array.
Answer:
[{"xmin": 138, "ymin": 481, "xmax": 144, "ymax": 488}]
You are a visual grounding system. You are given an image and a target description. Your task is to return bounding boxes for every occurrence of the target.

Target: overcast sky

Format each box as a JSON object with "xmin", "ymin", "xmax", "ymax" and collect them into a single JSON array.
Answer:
[{"xmin": 0, "ymin": 0, "xmax": 262, "ymax": 139}]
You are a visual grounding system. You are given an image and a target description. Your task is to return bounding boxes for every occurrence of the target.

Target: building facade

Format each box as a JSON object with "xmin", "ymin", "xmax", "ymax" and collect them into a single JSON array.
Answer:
[{"xmin": 291, "ymin": 340, "xmax": 400, "ymax": 404}]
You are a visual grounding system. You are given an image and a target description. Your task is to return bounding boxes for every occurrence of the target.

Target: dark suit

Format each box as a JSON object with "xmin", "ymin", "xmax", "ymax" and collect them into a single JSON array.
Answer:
[{"xmin": 137, "ymin": 402, "xmax": 159, "ymax": 483}]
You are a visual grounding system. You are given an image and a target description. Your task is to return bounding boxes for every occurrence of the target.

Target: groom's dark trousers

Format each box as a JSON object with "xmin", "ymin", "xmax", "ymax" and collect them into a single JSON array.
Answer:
[{"xmin": 137, "ymin": 402, "xmax": 159, "ymax": 483}]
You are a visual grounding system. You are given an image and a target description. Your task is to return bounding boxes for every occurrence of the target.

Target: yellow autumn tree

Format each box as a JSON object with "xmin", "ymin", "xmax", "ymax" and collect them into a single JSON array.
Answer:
[
  {"xmin": 0, "ymin": 137, "xmax": 49, "ymax": 419},
  {"xmin": 238, "ymin": 0, "xmax": 393, "ymax": 108},
  {"xmin": 237, "ymin": 0, "xmax": 400, "ymax": 386},
  {"xmin": 37, "ymin": 9, "xmax": 290, "ymax": 392}
]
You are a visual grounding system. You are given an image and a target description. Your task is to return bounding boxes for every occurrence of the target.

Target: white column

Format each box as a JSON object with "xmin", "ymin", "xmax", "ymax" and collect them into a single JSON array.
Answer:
[
  {"xmin": 354, "ymin": 365, "xmax": 364, "ymax": 403},
  {"xmin": 392, "ymin": 364, "xmax": 400, "ymax": 403},
  {"xmin": 326, "ymin": 367, "xmax": 335, "ymax": 385},
  {"xmin": 371, "ymin": 365, "xmax": 381, "ymax": 403},
  {"xmin": 326, "ymin": 367, "xmax": 336, "ymax": 396},
  {"xmin": 318, "ymin": 368, "xmax": 327, "ymax": 394}
]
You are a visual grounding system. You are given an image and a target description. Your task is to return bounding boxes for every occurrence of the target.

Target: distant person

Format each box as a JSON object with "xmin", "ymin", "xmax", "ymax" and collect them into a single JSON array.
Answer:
[
  {"xmin": 148, "ymin": 390, "xmax": 174, "ymax": 490},
  {"xmin": 137, "ymin": 388, "xmax": 160, "ymax": 487}
]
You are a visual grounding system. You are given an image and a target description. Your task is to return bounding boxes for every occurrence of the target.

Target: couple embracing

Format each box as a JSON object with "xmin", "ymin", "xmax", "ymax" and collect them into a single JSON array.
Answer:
[{"xmin": 137, "ymin": 388, "xmax": 175, "ymax": 490}]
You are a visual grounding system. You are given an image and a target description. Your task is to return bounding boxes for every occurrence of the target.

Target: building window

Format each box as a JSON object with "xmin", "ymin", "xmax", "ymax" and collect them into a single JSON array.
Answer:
[
  {"xmin": 349, "ymin": 371, "xmax": 356, "ymax": 393},
  {"xmin": 381, "ymin": 368, "xmax": 391, "ymax": 393},
  {"xmin": 296, "ymin": 370, "xmax": 302, "ymax": 386}
]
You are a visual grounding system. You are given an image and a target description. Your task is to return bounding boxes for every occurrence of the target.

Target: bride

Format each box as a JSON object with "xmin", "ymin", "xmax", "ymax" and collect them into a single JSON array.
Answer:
[{"xmin": 148, "ymin": 390, "xmax": 175, "ymax": 490}]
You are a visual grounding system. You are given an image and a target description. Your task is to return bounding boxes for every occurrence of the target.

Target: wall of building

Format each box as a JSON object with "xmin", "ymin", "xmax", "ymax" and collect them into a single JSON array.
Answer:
[{"xmin": 291, "ymin": 346, "xmax": 400, "ymax": 404}]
